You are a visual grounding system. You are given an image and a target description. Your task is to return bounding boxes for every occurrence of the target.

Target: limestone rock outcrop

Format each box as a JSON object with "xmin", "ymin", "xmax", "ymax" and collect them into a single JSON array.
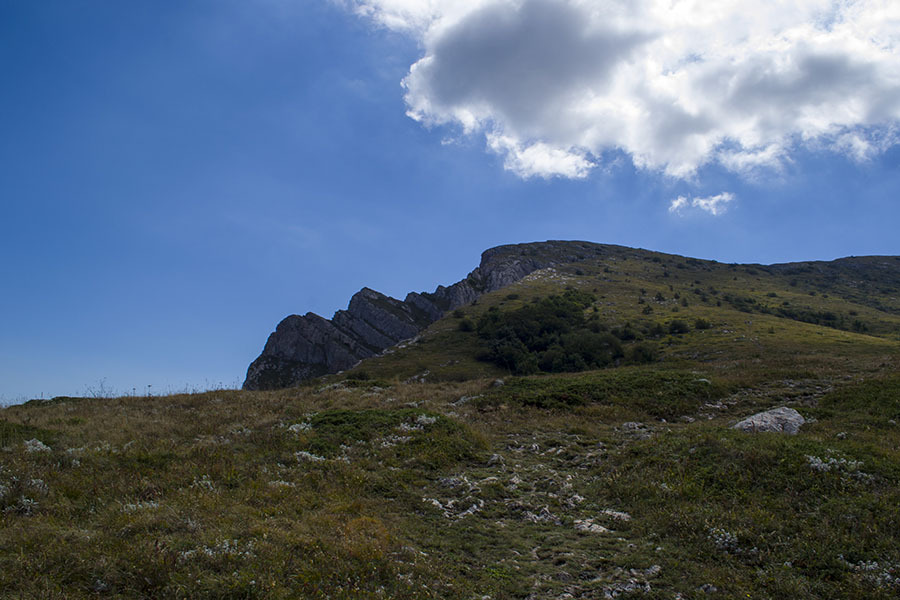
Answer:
[
  {"xmin": 732, "ymin": 406, "xmax": 806, "ymax": 435},
  {"xmin": 243, "ymin": 240, "xmax": 600, "ymax": 390}
]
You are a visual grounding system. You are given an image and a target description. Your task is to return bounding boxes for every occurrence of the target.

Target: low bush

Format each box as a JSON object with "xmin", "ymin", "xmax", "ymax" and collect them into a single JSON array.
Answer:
[
  {"xmin": 474, "ymin": 291, "xmax": 651, "ymax": 374},
  {"xmin": 668, "ymin": 320, "xmax": 690, "ymax": 334}
]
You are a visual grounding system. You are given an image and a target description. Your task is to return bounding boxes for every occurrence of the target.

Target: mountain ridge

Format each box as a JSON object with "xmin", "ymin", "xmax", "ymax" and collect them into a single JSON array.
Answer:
[{"xmin": 243, "ymin": 241, "xmax": 900, "ymax": 390}]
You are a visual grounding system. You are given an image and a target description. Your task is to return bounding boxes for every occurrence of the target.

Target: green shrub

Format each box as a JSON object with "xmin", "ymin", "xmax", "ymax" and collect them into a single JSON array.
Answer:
[
  {"xmin": 484, "ymin": 368, "xmax": 724, "ymax": 416},
  {"xmin": 611, "ymin": 323, "xmax": 639, "ymax": 341},
  {"xmin": 544, "ymin": 333, "xmax": 623, "ymax": 372},
  {"xmin": 668, "ymin": 320, "xmax": 690, "ymax": 334},
  {"xmin": 647, "ymin": 322, "xmax": 666, "ymax": 338},
  {"xmin": 475, "ymin": 290, "xmax": 659, "ymax": 374},
  {"xmin": 625, "ymin": 342, "xmax": 658, "ymax": 364}
]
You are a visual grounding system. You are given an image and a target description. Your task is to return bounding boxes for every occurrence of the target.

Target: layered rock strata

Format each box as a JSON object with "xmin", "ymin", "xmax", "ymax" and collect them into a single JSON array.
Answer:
[{"xmin": 243, "ymin": 241, "xmax": 597, "ymax": 390}]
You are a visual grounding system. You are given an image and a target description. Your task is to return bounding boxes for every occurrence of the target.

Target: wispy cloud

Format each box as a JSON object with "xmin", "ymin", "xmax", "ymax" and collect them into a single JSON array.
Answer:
[
  {"xmin": 669, "ymin": 192, "xmax": 735, "ymax": 217},
  {"xmin": 346, "ymin": 0, "xmax": 900, "ymax": 179}
]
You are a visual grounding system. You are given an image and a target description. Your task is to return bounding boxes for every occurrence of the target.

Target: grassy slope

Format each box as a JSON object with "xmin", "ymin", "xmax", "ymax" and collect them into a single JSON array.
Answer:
[
  {"xmin": 2, "ymin": 246, "xmax": 899, "ymax": 599},
  {"xmin": 347, "ymin": 247, "xmax": 900, "ymax": 384}
]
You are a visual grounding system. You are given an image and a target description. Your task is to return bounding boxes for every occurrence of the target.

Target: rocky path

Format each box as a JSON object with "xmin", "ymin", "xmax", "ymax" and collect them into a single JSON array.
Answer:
[{"xmin": 416, "ymin": 426, "xmax": 665, "ymax": 599}]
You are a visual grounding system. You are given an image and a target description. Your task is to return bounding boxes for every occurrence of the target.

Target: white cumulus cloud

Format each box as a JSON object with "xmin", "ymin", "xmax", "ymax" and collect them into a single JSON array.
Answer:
[
  {"xmin": 669, "ymin": 192, "xmax": 735, "ymax": 216},
  {"xmin": 486, "ymin": 133, "xmax": 594, "ymax": 179},
  {"xmin": 345, "ymin": 0, "xmax": 900, "ymax": 179}
]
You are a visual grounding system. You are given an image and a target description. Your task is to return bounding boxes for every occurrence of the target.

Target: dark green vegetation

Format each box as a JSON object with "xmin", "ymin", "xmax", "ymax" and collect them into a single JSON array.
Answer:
[
  {"xmin": 474, "ymin": 289, "xmax": 654, "ymax": 374},
  {"xmin": 478, "ymin": 368, "xmax": 727, "ymax": 417},
  {"xmin": 2, "ymin": 242, "xmax": 899, "ymax": 598}
]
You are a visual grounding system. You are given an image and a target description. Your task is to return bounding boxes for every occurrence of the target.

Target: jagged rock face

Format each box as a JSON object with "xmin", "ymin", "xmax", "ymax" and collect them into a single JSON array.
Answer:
[
  {"xmin": 262, "ymin": 313, "xmax": 364, "ymax": 365},
  {"xmin": 243, "ymin": 313, "xmax": 374, "ymax": 391},
  {"xmin": 404, "ymin": 292, "xmax": 444, "ymax": 322},
  {"xmin": 242, "ymin": 241, "xmax": 596, "ymax": 390},
  {"xmin": 477, "ymin": 249, "xmax": 549, "ymax": 290},
  {"xmin": 243, "ymin": 287, "xmax": 435, "ymax": 391},
  {"xmin": 333, "ymin": 288, "xmax": 425, "ymax": 352},
  {"xmin": 431, "ymin": 281, "xmax": 479, "ymax": 310}
]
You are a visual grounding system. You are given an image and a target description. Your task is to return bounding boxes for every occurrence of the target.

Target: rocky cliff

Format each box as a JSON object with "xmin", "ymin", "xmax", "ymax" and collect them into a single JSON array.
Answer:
[{"xmin": 243, "ymin": 241, "xmax": 601, "ymax": 390}]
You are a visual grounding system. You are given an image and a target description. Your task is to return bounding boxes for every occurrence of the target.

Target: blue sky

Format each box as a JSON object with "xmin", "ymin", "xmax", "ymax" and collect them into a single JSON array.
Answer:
[{"xmin": 2, "ymin": 0, "xmax": 899, "ymax": 402}]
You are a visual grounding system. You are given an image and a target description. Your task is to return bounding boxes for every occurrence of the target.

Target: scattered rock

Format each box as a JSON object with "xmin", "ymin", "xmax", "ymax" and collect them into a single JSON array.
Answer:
[
  {"xmin": 415, "ymin": 414, "xmax": 436, "ymax": 426},
  {"xmin": 287, "ymin": 422, "xmax": 310, "ymax": 433},
  {"xmin": 620, "ymin": 422, "xmax": 652, "ymax": 440},
  {"xmin": 525, "ymin": 506, "xmax": 561, "ymax": 525},
  {"xmin": 405, "ymin": 370, "xmax": 430, "ymax": 384},
  {"xmin": 575, "ymin": 519, "xmax": 610, "ymax": 534},
  {"xmin": 565, "ymin": 494, "xmax": 585, "ymax": 507},
  {"xmin": 599, "ymin": 509, "xmax": 632, "ymax": 522},
  {"xmin": 295, "ymin": 450, "xmax": 326, "ymax": 462},
  {"xmin": 733, "ymin": 406, "xmax": 805, "ymax": 435},
  {"xmin": 699, "ymin": 583, "xmax": 718, "ymax": 593},
  {"xmin": 439, "ymin": 476, "xmax": 467, "ymax": 488},
  {"xmin": 643, "ymin": 565, "xmax": 662, "ymax": 578},
  {"xmin": 453, "ymin": 395, "xmax": 480, "ymax": 406},
  {"xmin": 602, "ymin": 579, "xmax": 651, "ymax": 598},
  {"xmin": 24, "ymin": 439, "xmax": 50, "ymax": 453}
]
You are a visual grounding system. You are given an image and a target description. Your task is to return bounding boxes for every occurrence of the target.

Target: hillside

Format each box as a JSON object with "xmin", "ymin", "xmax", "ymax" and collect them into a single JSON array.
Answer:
[
  {"xmin": 2, "ymin": 241, "xmax": 899, "ymax": 599},
  {"xmin": 245, "ymin": 241, "xmax": 900, "ymax": 390},
  {"xmin": 243, "ymin": 241, "xmax": 602, "ymax": 390},
  {"xmin": 315, "ymin": 241, "xmax": 900, "ymax": 386}
]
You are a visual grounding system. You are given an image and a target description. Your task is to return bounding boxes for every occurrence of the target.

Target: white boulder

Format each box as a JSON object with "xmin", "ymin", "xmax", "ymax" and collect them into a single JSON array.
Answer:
[{"xmin": 733, "ymin": 406, "xmax": 805, "ymax": 435}]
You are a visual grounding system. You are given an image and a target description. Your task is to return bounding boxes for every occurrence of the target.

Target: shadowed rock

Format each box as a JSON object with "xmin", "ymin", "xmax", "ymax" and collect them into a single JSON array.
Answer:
[{"xmin": 243, "ymin": 241, "xmax": 600, "ymax": 390}]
